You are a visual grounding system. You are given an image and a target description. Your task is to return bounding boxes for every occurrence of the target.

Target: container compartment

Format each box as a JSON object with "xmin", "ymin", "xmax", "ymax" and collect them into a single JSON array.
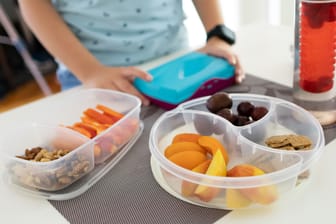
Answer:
[{"xmin": 0, "ymin": 123, "xmax": 94, "ymax": 191}]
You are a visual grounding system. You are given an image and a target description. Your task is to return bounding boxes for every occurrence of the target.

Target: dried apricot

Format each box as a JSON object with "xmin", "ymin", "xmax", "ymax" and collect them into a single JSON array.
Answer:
[
  {"xmin": 172, "ymin": 133, "xmax": 201, "ymax": 144},
  {"xmin": 197, "ymin": 136, "xmax": 229, "ymax": 164},
  {"xmin": 164, "ymin": 142, "xmax": 207, "ymax": 158},
  {"xmin": 227, "ymin": 164, "xmax": 265, "ymax": 177},
  {"xmin": 181, "ymin": 159, "xmax": 211, "ymax": 196},
  {"xmin": 227, "ymin": 164, "xmax": 278, "ymax": 205},
  {"xmin": 167, "ymin": 151, "xmax": 207, "ymax": 170}
]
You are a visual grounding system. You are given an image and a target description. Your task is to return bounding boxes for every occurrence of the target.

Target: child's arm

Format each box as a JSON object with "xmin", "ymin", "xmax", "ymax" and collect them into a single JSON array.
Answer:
[
  {"xmin": 192, "ymin": 0, "xmax": 244, "ymax": 83},
  {"xmin": 18, "ymin": 0, "xmax": 152, "ymax": 105},
  {"xmin": 192, "ymin": 0, "xmax": 224, "ymax": 33}
]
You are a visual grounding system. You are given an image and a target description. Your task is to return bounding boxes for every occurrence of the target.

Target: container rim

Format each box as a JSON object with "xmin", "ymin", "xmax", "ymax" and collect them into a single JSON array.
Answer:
[
  {"xmin": 0, "ymin": 122, "xmax": 93, "ymax": 166},
  {"xmin": 76, "ymin": 88, "xmax": 142, "ymax": 110}
]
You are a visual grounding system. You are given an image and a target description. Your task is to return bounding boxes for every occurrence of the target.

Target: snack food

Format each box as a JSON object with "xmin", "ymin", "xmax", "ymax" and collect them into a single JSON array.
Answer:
[
  {"xmin": 63, "ymin": 104, "xmax": 140, "ymax": 162},
  {"xmin": 163, "ymin": 132, "xmax": 278, "ymax": 205},
  {"xmin": 151, "ymin": 94, "xmax": 325, "ymax": 210},
  {"xmin": 206, "ymin": 92, "xmax": 269, "ymax": 126},
  {"xmin": 265, "ymin": 134, "xmax": 312, "ymax": 150},
  {"xmin": 16, "ymin": 147, "xmax": 70, "ymax": 162},
  {"xmin": 67, "ymin": 104, "xmax": 125, "ymax": 139},
  {"xmin": 11, "ymin": 146, "xmax": 92, "ymax": 191}
]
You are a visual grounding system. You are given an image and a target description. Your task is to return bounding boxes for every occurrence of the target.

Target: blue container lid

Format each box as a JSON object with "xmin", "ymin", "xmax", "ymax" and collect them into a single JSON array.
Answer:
[{"xmin": 134, "ymin": 52, "xmax": 235, "ymax": 106}]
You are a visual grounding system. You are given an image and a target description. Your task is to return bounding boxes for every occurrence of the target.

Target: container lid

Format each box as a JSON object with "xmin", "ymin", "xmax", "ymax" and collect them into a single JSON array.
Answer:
[{"xmin": 134, "ymin": 52, "xmax": 235, "ymax": 105}]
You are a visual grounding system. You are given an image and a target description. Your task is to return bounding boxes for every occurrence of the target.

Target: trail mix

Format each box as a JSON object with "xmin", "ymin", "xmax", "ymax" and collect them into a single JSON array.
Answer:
[
  {"xmin": 16, "ymin": 147, "xmax": 70, "ymax": 162},
  {"xmin": 12, "ymin": 147, "xmax": 92, "ymax": 191}
]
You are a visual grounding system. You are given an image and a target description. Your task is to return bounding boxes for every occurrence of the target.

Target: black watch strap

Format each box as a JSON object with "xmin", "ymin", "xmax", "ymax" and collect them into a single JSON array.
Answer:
[{"xmin": 206, "ymin": 24, "xmax": 236, "ymax": 45}]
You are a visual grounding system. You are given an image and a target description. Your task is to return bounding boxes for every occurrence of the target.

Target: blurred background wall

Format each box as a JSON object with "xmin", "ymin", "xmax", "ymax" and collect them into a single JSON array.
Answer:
[{"xmin": 183, "ymin": 0, "xmax": 295, "ymax": 47}]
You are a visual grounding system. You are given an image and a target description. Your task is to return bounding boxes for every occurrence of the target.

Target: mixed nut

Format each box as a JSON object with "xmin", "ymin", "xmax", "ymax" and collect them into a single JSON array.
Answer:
[
  {"xmin": 16, "ymin": 147, "xmax": 70, "ymax": 162},
  {"xmin": 11, "ymin": 147, "xmax": 92, "ymax": 191}
]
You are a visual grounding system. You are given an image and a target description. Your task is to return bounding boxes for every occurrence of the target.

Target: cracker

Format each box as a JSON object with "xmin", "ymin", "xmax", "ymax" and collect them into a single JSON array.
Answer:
[
  {"xmin": 265, "ymin": 134, "xmax": 312, "ymax": 151},
  {"xmin": 288, "ymin": 135, "xmax": 312, "ymax": 149}
]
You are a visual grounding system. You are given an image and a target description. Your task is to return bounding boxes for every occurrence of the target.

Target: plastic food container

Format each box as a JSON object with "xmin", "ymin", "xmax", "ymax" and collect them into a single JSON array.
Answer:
[
  {"xmin": 2, "ymin": 123, "xmax": 144, "ymax": 200},
  {"xmin": 0, "ymin": 123, "xmax": 94, "ymax": 191},
  {"xmin": 36, "ymin": 88, "xmax": 142, "ymax": 164},
  {"xmin": 149, "ymin": 94, "xmax": 325, "ymax": 209},
  {"xmin": 0, "ymin": 88, "xmax": 143, "ymax": 198},
  {"xmin": 134, "ymin": 52, "xmax": 235, "ymax": 110}
]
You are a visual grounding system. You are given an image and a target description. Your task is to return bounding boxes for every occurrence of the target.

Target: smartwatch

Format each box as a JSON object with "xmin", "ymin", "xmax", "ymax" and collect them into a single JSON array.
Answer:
[{"xmin": 206, "ymin": 24, "xmax": 236, "ymax": 45}]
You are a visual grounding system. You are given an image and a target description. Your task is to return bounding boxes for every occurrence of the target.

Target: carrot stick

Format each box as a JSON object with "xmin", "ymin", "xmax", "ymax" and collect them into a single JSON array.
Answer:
[
  {"xmin": 96, "ymin": 104, "xmax": 124, "ymax": 120},
  {"xmin": 73, "ymin": 122, "xmax": 97, "ymax": 138},
  {"xmin": 81, "ymin": 116, "xmax": 110, "ymax": 133},
  {"xmin": 67, "ymin": 125, "xmax": 92, "ymax": 138},
  {"xmin": 83, "ymin": 108, "xmax": 116, "ymax": 125}
]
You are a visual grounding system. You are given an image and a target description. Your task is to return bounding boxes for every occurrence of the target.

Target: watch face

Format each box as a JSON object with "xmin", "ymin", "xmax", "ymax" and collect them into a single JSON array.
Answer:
[
  {"xmin": 220, "ymin": 26, "xmax": 235, "ymax": 42},
  {"xmin": 207, "ymin": 24, "xmax": 236, "ymax": 45}
]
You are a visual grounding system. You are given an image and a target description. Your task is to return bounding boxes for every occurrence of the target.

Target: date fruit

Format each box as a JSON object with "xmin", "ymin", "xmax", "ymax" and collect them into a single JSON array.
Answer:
[
  {"xmin": 237, "ymin": 102, "xmax": 255, "ymax": 117},
  {"xmin": 207, "ymin": 93, "xmax": 269, "ymax": 126},
  {"xmin": 206, "ymin": 92, "xmax": 232, "ymax": 113},
  {"xmin": 251, "ymin": 107, "xmax": 269, "ymax": 121}
]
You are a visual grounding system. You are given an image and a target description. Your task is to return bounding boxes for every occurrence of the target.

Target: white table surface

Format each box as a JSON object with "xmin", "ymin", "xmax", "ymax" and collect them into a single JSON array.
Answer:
[
  {"xmin": 0, "ymin": 24, "xmax": 335, "ymax": 224},
  {"xmin": 217, "ymin": 24, "xmax": 336, "ymax": 224}
]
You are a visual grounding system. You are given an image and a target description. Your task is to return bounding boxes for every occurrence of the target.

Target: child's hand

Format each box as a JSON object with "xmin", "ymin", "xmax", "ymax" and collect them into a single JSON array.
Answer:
[
  {"xmin": 82, "ymin": 65, "xmax": 152, "ymax": 106},
  {"xmin": 198, "ymin": 37, "xmax": 245, "ymax": 84}
]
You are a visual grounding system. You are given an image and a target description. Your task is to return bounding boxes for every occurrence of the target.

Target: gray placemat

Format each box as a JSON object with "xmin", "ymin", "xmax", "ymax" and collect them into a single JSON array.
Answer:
[
  {"xmin": 51, "ymin": 104, "xmax": 227, "ymax": 224},
  {"xmin": 50, "ymin": 74, "xmax": 335, "ymax": 224}
]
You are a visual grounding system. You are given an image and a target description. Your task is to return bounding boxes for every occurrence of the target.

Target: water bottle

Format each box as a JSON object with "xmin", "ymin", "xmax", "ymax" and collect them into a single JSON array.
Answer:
[{"xmin": 293, "ymin": 0, "xmax": 336, "ymax": 126}]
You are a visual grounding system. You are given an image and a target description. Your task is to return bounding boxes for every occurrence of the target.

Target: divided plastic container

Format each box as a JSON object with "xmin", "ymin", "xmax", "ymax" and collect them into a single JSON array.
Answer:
[
  {"xmin": 0, "ymin": 89, "xmax": 142, "ymax": 197},
  {"xmin": 0, "ymin": 124, "xmax": 94, "ymax": 191},
  {"xmin": 149, "ymin": 93, "xmax": 325, "ymax": 209},
  {"xmin": 40, "ymin": 88, "xmax": 142, "ymax": 165}
]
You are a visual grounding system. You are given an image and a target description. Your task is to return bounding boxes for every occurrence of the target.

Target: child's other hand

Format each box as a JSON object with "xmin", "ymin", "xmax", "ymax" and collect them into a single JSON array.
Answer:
[
  {"xmin": 198, "ymin": 37, "xmax": 245, "ymax": 84},
  {"xmin": 82, "ymin": 65, "xmax": 152, "ymax": 106}
]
